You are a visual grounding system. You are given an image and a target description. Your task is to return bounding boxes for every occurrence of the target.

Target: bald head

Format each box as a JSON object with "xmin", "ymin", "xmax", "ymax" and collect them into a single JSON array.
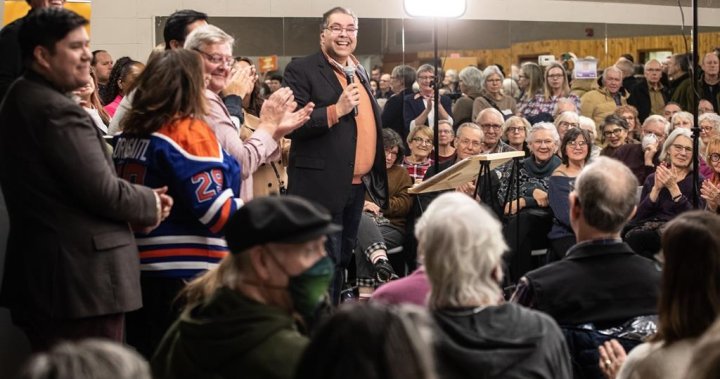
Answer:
[{"xmin": 573, "ymin": 157, "xmax": 638, "ymax": 233}]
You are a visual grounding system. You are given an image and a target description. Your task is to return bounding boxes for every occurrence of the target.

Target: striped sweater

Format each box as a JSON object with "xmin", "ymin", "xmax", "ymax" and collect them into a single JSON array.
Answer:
[{"xmin": 113, "ymin": 117, "xmax": 242, "ymax": 278}]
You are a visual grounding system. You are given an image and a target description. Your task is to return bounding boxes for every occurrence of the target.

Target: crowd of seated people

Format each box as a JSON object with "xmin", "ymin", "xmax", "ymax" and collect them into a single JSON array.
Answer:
[{"xmin": 6, "ymin": 4, "xmax": 720, "ymax": 379}]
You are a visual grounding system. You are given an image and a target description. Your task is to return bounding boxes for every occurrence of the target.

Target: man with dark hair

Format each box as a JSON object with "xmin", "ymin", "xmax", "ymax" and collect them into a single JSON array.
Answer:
[
  {"xmin": 381, "ymin": 64, "xmax": 416, "ymax": 146},
  {"xmin": 162, "ymin": 9, "xmax": 208, "ymax": 50},
  {"xmin": 283, "ymin": 6, "xmax": 388, "ymax": 304},
  {"xmin": 108, "ymin": 8, "xmax": 208, "ymax": 133},
  {"xmin": 667, "ymin": 53, "xmax": 693, "ymax": 112},
  {"xmin": 266, "ymin": 72, "xmax": 283, "ymax": 93},
  {"xmin": 91, "ymin": 49, "xmax": 113, "ymax": 101},
  {"xmin": 0, "ymin": 0, "xmax": 66, "ymax": 100},
  {"xmin": 512, "ymin": 157, "xmax": 660, "ymax": 374},
  {"xmin": 0, "ymin": 8, "xmax": 172, "ymax": 351}
]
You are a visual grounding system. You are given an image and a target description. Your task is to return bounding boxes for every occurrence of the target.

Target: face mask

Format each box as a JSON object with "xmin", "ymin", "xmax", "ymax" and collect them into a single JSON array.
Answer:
[
  {"xmin": 286, "ymin": 256, "xmax": 333, "ymax": 323},
  {"xmin": 642, "ymin": 133, "xmax": 658, "ymax": 150}
]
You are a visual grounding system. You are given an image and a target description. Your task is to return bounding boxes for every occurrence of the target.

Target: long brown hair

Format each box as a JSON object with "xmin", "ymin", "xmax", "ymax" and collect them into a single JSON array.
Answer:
[
  {"xmin": 653, "ymin": 211, "xmax": 720, "ymax": 345},
  {"xmin": 88, "ymin": 69, "xmax": 110, "ymax": 126},
  {"xmin": 235, "ymin": 56, "xmax": 265, "ymax": 117},
  {"xmin": 121, "ymin": 49, "xmax": 207, "ymax": 135}
]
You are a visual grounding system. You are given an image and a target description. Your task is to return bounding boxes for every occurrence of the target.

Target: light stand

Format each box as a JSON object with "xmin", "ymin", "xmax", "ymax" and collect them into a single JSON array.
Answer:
[
  {"xmin": 691, "ymin": 0, "xmax": 700, "ymax": 208},
  {"xmin": 404, "ymin": 0, "xmax": 466, "ymax": 174}
]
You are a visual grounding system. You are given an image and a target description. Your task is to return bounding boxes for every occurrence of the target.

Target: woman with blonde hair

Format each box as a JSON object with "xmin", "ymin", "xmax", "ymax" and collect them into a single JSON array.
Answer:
[
  {"xmin": 402, "ymin": 125, "xmax": 435, "ymax": 183},
  {"xmin": 520, "ymin": 62, "xmax": 580, "ymax": 122}
]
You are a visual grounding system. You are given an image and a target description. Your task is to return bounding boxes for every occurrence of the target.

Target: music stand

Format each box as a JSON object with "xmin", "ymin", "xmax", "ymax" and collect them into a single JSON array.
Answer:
[{"xmin": 408, "ymin": 150, "xmax": 524, "ymax": 196}]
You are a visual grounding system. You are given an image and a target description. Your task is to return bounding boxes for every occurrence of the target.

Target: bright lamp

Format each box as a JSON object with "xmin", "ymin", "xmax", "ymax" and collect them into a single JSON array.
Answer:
[{"xmin": 403, "ymin": 0, "xmax": 466, "ymax": 18}]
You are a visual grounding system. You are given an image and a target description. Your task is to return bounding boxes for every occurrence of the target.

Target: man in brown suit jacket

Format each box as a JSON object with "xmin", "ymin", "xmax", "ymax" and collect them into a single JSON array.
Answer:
[{"xmin": 0, "ymin": 8, "xmax": 171, "ymax": 351}]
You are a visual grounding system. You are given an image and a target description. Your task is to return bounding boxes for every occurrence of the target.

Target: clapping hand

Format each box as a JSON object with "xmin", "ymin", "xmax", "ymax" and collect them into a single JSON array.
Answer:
[{"xmin": 701, "ymin": 180, "xmax": 720, "ymax": 211}]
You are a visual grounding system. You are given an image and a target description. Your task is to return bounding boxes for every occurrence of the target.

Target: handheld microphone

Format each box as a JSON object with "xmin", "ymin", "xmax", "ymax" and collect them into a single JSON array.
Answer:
[{"xmin": 342, "ymin": 65, "xmax": 358, "ymax": 117}]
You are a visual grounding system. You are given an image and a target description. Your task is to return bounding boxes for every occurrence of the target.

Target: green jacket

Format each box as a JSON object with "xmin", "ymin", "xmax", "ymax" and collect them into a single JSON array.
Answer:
[
  {"xmin": 152, "ymin": 287, "xmax": 308, "ymax": 379},
  {"xmin": 669, "ymin": 73, "xmax": 694, "ymax": 113}
]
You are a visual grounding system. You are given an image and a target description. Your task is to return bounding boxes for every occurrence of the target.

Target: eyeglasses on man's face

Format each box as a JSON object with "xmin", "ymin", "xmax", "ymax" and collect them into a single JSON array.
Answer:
[
  {"xmin": 325, "ymin": 24, "xmax": 358, "ymax": 35},
  {"xmin": 194, "ymin": 49, "xmax": 234, "ymax": 67}
]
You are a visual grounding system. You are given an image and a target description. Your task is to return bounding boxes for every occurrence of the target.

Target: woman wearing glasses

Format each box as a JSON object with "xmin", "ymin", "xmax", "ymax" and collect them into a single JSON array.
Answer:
[
  {"xmin": 547, "ymin": 128, "xmax": 593, "ymax": 262},
  {"xmin": 701, "ymin": 136, "xmax": 720, "ymax": 213},
  {"xmin": 519, "ymin": 62, "xmax": 580, "ymax": 123},
  {"xmin": 698, "ymin": 113, "xmax": 720, "ymax": 179},
  {"xmin": 553, "ymin": 111, "xmax": 580, "ymax": 141},
  {"xmin": 498, "ymin": 123, "xmax": 562, "ymax": 283},
  {"xmin": 625, "ymin": 128, "xmax": 704, "ymax": 260},
  {"xmin": 403, "ymin": 64, "xmax": 453, "ymax": 136},
  {"xmin": 600, "ymin": 115, "xmax": 630, "ymax": 157},
  {"xmin": 471, "ymin": 65, "xmax": 516, "ymax": 121},
  {"xmin": 402, "ymin": 125, "xmax": 435, "ymax": 183},
  {"xmin": 502, "ymin": 116, "xmax": 531, "ymax": 156}
]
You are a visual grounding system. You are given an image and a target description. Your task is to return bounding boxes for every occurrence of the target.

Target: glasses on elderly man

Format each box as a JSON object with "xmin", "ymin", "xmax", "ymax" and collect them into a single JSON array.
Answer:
[{"xmin": 193, "ymin": 49, "xmax": 234, "ymax": 67}]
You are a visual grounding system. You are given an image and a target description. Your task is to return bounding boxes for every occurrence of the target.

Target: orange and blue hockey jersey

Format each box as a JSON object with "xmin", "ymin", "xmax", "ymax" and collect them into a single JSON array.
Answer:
[{"xmin": 113, "ymin": 118, "xmax": 242, "ymax": 278}]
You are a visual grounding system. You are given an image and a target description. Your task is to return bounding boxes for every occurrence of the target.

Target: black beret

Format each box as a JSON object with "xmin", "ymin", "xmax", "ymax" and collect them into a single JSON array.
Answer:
[{"xmin": 224, "ymin": 196, "xmax": 341, "ymax": 253}]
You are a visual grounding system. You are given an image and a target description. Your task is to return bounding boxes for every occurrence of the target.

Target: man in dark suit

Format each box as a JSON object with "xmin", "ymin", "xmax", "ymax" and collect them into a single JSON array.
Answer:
[
  {"xmin": 512, "ymin": 156, "xmax": 660, "ymax": 326},
  {"xmin": 403, "ymin": 63, "xmax": 453, "ymax": 138},
  {"xmin": 628, "ymin": 59, "xmax": 668, "ymax": 123},
  {"xmin": 0, "ymin": 8, "xmax": 171, "ymax": 351},
  {"xmin": 283, "ymin": 6, "xmax": 387, "ymax": 304},
  {"xmin": 381, "ymin": 64, "xmax": 416, "ymax": 149}
]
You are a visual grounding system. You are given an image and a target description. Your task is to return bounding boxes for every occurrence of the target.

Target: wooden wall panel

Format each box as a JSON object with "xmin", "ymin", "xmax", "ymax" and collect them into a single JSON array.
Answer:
[{"xmin": 410, "ymin": 32, "xmax": 720, "ymax": 72}]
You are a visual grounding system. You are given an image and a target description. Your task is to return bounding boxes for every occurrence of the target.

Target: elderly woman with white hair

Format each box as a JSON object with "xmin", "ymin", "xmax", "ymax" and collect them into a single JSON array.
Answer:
[
  {"xmin": 670, "ymin": 111, "xmax": 694, "ymax": 131},
  {"xmin": 554, "ymin": 110, "xmax": 580, "ymax": 141},
  {"xmin": 624, "ymin": 127, "xmax": 704, "ymax": 260},
  {"xmin": 471, "ymin": 65, "xmax": 517, "ymax": 121},
  {"xmin": 421, "ymin": 192, "xmax": 571, "ymax": 379},
  {"xmin": 452, "ymin": 66, "xmax": 483, "ymax": 128},
  {"xmin": 579, "ymin": 115, "xmax": 602, "ymax": 159},
  {"xmin": 698, "ymin": 113, "xmax": 720, "ymax": 178},
  {"xmin": 498, "ymin": 122, "xmax": 562, "ymax": 283}
]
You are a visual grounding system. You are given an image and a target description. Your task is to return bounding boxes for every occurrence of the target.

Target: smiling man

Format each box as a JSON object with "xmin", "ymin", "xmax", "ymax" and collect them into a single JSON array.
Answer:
[
  {"xmin": 0, "ymin": 8, "xmax": 170, "ymax": 351},
  {"xmin": 283, "ymin": 6, "xmax": 388, "ymax": 304},
  {"xmin": 0, "ymin": 0, "xmax": 66, "ymax": 100},
  {"xmin": 581, "ymin": 65, "xmax": 628, "ymax": 136}
]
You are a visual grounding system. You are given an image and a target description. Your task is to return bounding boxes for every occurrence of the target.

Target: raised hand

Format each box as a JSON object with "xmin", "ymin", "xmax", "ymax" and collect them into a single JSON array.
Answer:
[
  {"xmin": 336, "ymin": 83, "xmax": 361, "ymax": 118},
  {"xmin": 701, "ymin": 180, "xmax": 720, "ymax": 211},
  {"xmin": 275, "ymin": 101, "xmax": 314, "ymax": 139},
  {"xmin": 222, "ymin": 65, "xmax": 256, "ymax": 99}
]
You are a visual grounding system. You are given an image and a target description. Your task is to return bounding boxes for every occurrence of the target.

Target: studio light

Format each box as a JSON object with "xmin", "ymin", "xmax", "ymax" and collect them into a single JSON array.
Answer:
[{"xmin": 403, "ymin": 0, "xmax": 466, "ymax": 18}]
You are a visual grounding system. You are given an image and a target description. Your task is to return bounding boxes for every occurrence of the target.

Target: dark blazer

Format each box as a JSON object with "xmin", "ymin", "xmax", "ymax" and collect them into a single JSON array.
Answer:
[
  {"xmin": 381, "ymin": 88, "xmax": 413, "ymax": 147},
  {"xmin": 627, "ymin": 78, "xmax": 669, "ymax": 123},
  {"xmin": 283, "ymin": 52, "xmax": 387, "ymax": 212},
  {"xmin": 0, "ymin": 71, "xmax": 158, "ymax": 319},
  {"xmin": 520, "ymin": 241, "xmax": 661, "ymax": 326},
  {"xmin": 402, "ymin": 93, "xmax": 453, "ymax": 135},
  {"xmin": 0, "ymin": 12, "xmax": 27, "ymax": 101}
]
